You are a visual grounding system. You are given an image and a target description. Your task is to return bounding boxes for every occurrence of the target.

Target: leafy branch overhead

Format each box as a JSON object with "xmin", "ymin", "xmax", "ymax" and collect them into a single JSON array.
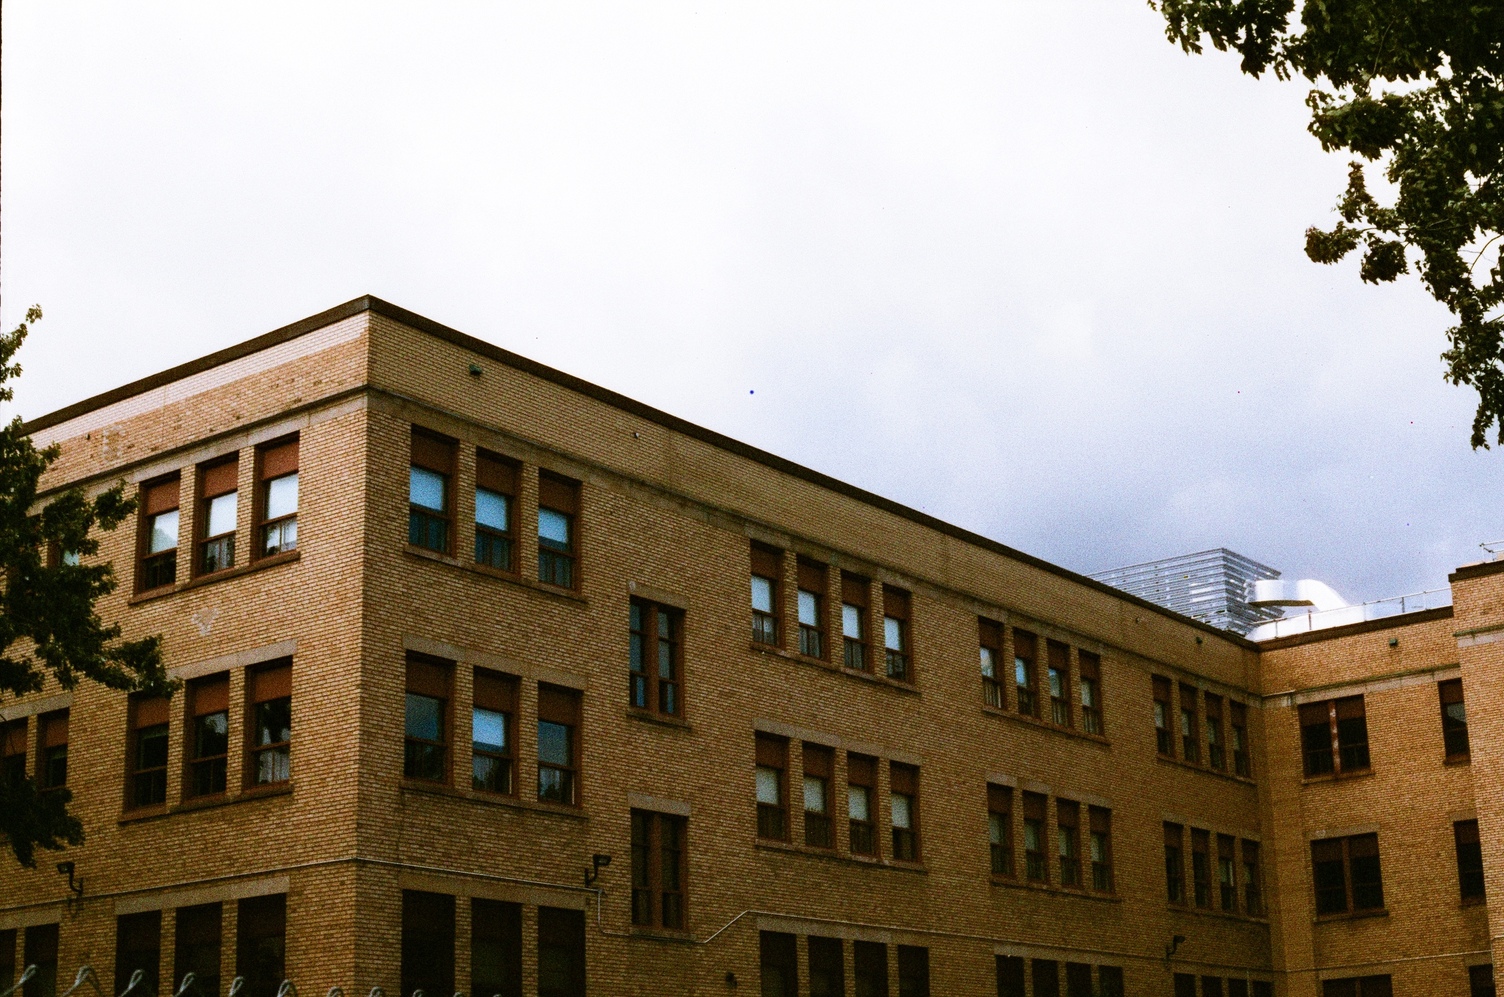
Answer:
[
  {"xmin": 0, "ymin": 306, "xmax": 171, "ymax": 867},
  {"xmin": 1150, "ymin": 0, "xmax": 1504, "ymax": 447}
]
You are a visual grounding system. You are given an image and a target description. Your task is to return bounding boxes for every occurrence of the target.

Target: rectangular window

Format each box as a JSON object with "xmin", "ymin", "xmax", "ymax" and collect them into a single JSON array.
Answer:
[
  {"xmin": 1217, "ymin": 834, "xmax": 1238, "ymax": 911},
  {"xmin": 1023, "ymin": 791, "xmax": 1047, "ymax": 882},
  {"xmin": 980, "ymin": 618, "xmax": 1004, "ymax": 708},
  {"xmin": 629, "ymin": 600, "xmax": 681, "ymax": 717},
  {"xmin": 472, "ymin": 669, "xmax": 516, "ymax": 795},
  {"xmin": 0, "ymin": 719, "xmax": 24, "ymax": 787},
  {"xmin": 1243, "ymin": 839, "xmax": 1264, "ymax": 915},
  {"xmin": 138, "ymin": 475, "xmax": 180, "ymax": 590},
  {"xmin": 897, "ymin": 945, "xmax": 929, "ymax": 997},
  {"xmin": 1203, "ymin": 978, "xmax": 1225, "ymax": 997},
  {"xmin": 890, "ymin": 761, "xmax": 919, "ymax": 861},
  {"xmin": 537, "ymin": 685, "xmax": 581, "ymax": 805},
  {"xmin": 1230, "ymin": 700, "xmax": 1250, "ymax": 776},
  {"xmin": 1089, "ymin": 806, "xmax": 1113, "ymax": 892},
  {"xmin": 471, "ymin": 899, "xmax": 522, "ymax": 997},
  {"xmin": 797, "ymin": 559, "xmax": 827, "ymax": 658},
  {"xmin": 1470, "ymin": 967, "xmax": 1497, "ymax": 997},
  {"xmin": 1033, "ymin": 959, "xmax": 1060, "ymax": 997},
  {"xmin": 404, "ymin": 657, "xmax": 450, "ymax": 783},
  {"xmin": 409, "ymin": 430, "xmax": 455, "ymax": 554},
  {"xmin": 803, "ymin": 744, "xmax": 834, "ymax": 848},
  {"xmin": 631, "ymin": 809, "xmax": 687, "ymax": 930},
  {"xmin": 537, "ymin": 472, "xmax": 579, "ymax": 588},
  {"xmin": 1322, "ymin": 978, "xmax": 1392, "ymax": 997},
  {"xmin": 1230, "ymin": 981, "xmax": 1249, "ymax": 997},
  {"xmin": 236, "ymin": 894, "xmax": 286, "ymax": 997},
  {"xmin": 883, "ymin": 586, "xmax": 911, "ymax": 681},
  {"xmin": 847, "ymin": 752, "xmax": 877, "ymax": 856},
  {"xmin": 997, "ymin": 956, "xmax": 1026, "ymax": 997},
  {"xmin": 1065, "ymin": 964, "xmax": 1092, "ymax": 997},
  {"xmin": 1014, "ymin": 630, "xmax": 1038, "ymax": 718},
  {"xmin": 988, "ymin": 784, "xmax": 1014, "ymax": 877},
  {"xmin": 129, "ymin": 695, "xmax": 170, "ymax": 808},
  {"xmin": 750, "ymin": 543, "xmax": 782, "ymax": 646},
  {"xmin": 38, "ymin": 710, "xmax": 67, "ymax": 790},
  {"xmin": 474, "ymin": 451, "xmax": 517, "ymax": 571},
  {"xmin": 1205, "ymin": 693, "xmax": 1225, "ymax": 770},
  {"xmin": 808, "ymin": 937, "xmax": 844, "ymax": 997},
  {"xmin": 755, "ymin": 734, "xmax": 788, "ymax": 840},
  {"xmin": 1301, "ymin": 697, "xmax": 1371, "ymax": 776},
  {"xmin": 1099, "ymin": 967, "xmax": 1125, "ymax": 997},
  {"xmin": 257, "ymin": 437, "xmax": 298, "ymax": 557},
  {"xmin": 1164, "ymin": 822, "xmax": 1185, "ymax": 903},
  {"xmin": 760, "ymin": 932, "xmax": 798, "ymax": 997},
  {"xmin": 1312, "ymin": 833, "xmax": 1385, "ymax": 915},
  {"xmin": 197, "ymin": 457, "xmax": 238, "ymax": 575},
  {"xmin": 1180, "ymin": 684, "xmax": 1201, "ymax": 764},
  {"xmin": 247, "ymin": 661, "xmax": 291, "ymax": 786},
  {"xmin": 855, "ymin": 942, "xmax": 888, "ymax": 997},
  {"xmin": 1191, "ymin": 828, "xmax": 1211, "ymax": 907},
  {"xmin": 537, "ymin": 907, "xmax": 585, "ymax": 997},
  {"xmin": 841, "ymin": 573, "xmax": 869, "ymax": 669},
  {"xmin": 0, "ymin": 928, "xmax": 14, "ymax": 996},
  {"xmin": 114, "ymin": 911, "xmax": 161, "ymax": 997},
  {"xmin": 1047, "ymin": 640, "xmax": 1071, "ymax": 726},
  {"xmin": 1457, "ymin": 819, "xmax": 1486, "ymax": 901},
  {"xmin": 1057, "ymin": 799, "xmax": 1081, "ymax": 887},
  {"xmin": 22, "ymin": 924, "xmax": 58, "ymax": 997},
  {"xmin": 186, "ymin": 674, "xmax": 230, "ymax": 798},
  {"xmin": 1441, "ymin": 679, "xmax": 1470, "ymax": 760},
  {"xmin": 1174, "ymin": 975, "xmax": 1197, "ymax": 997},
  {"xmin": 1153, "ymin": 676, "xmax": 1173, "ymax": 756},
  {"xmin": 1079, "ymin": 651, "xmax": 1102, "ymax": 734},
  {"xmin": 174, "ymin": 903, "xmax": 221, "ymax": 997}
]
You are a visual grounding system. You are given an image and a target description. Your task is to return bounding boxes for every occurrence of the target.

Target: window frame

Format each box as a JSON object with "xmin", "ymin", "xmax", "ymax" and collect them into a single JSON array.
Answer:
[
  {"xmin": 255, "ymin": 436, "xmax": 299, "ymax": 560},
  {"xmin": 890, "ymin": 761, "xmax": 920, "ymax": 862},
  {"xmin": 472, "ymin": 668, "xmax": 517, "ymax": 796},
  {"xmin": 38, "ymin": 710, "xmax": 68, "ymax": 791},
  {"xmin": 127, "ymin": 694, "xmax": 171, "ymax": 810},
  {"xmin": 749, "ymin": 543, "xmax": 782, "ymax": 646},
  {"xmin": 840, "ymin": 573, "xmax": 870, "ymax": 670},
  {"xmin": 536, "ymin": 472, "xmax": 580, "ymax": 589},
  {"xmin": 404, "ymin": 656, "xmax": 451, "ymax": 784},
  {"xmin": 409, "ymin": 429, "xmax": 456, "ymax": 555},
  {"xmin": 1079, "ymin": 650, "xmax": 1103, "ymax": 734},
  {"xmin": 796, "ymin": 559, "xmax": 827, "ymax": 659},
  {"xmin": 1088, "ymin": 806, "xmax": 1113, "ymax": 893},
  {"xmin": 1311, "ymin": 833, "xmax": 1385, "ymax": 916},
  {"xmin": 196, "ymin": 455, "xmax": 240, "ymax": 577},
  {"xmin": 988, "ymin": 784, "xmax": 1014, "ymax": 878},
  {"xmin": 137, "ymin": 475, "xmax": 181, "ymax": 592},
  {"xmin": 1164, "ymin": 822, "xmax": 1185, "ymax": 904},
  {"xmin": 629, "ymin": 599, "xmax": 683, "ymax": 719},
  {"xmin": 473, "ymin": 450, "xmax": 518, "ymax": 573},
  {"xmin": 1242, "ymin": 838, "xmax": 1264, "ymax": 915},
  {"xmin": 1046, "ymin": 640, "xmax": 1071, "ymax": 727},
  {"xmin": 0, "ymin": 718, "xmax": 26, "ymax": 787},
  {"xmin": 1455, "ymin": 819, "xmax": 1485, "ymax": 902},
  {"xmin": 1300, "ymin": 696, "xmax": 1371, "ymax": 778},
  {"xmin": 536, "ymin": 684, "xmax": 581, "ymax": 806},
  {"xmin": 631, "ymin": 809, "xmax": 688, "ymax": 931},
  {"xmin": 1153, "ymin": 675, "xmax": 1174, "ymax": 757},
  {"xmin": 1014, "ymin": 630, "xmax": 1039, "ymax": 719},
  {"xmin": 1205, "ymin": 692, "xmax": 1225, "ymax": 771},
  {"xmin": 1440, "ymin": 678, "xmax": 1470, "ymax": 762},
  {"xmin": 1179, "ymin": 684, "xmax": 1201, "ymax": 764},
  {"xmin": 980, "ymin": 619, "xmax": 1005, "ymax": 709},
  {"xmin": 1191, "ymin": 828, "xmax": 1212, "ymax": 907},
  {"xmin": 246, "ymin": 660, "xmax": 292, "ymax": 788},
  {"xmin": 755, "ymin": 734, "xmax": 789, "ymax": 841},
  {"xmin": 847, "ymin": 752, "xmax": 878, "ymax": 856},
  {"xmin": 1056, "ymin": 799, "xmax": 1081, "ymax": 887},
  {"xmin": 1217, "ymin": 833, "xmax": 1238, "ymax": 911},
  {"xmin": 1023, "ymin": 791, "xmax": 1048, "ymax": 882},
  {"xmin": 882, "ymin": 586, "xmax": 911, "ymax": 682},
  {"xmin": 801, "ymin": 743, "xmax": 834, "ymax": 849},
  {"xmin": 185, "ymin": 673, "xmax": 230, "ymax": 799},
  {"xmin": 1230, "ymin": 700, "xmax": 1250, "ymax": 776}
]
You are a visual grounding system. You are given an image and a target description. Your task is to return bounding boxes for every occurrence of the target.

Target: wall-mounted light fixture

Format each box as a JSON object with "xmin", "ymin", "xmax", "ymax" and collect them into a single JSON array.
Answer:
[
  {"xmin": 1165, "ymin": 933, "xmax": 1187, "ymax": 960},
  {"xmin": 584, "ymin": 853, "xmax": 612, "ymax": 886},
  {"xmin": 56, "ymin": 860, "xmax": 83, "ymax": 899}
]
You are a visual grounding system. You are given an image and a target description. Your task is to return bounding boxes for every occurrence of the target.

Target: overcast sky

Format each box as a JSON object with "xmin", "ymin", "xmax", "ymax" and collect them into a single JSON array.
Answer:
[{"xmin": 2, "ymin": 3, "xmax": 1498, "ymax": 602}]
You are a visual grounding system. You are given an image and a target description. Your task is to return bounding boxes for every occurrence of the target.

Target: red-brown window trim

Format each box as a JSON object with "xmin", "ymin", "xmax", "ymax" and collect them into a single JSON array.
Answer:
[
  {"xmin": 137, "ymin": 474, "xmax": 181, "ymax": 593},
  {"xmin": 256, "ymin": 435, "xmax": 299, "ymax": 560},
  {"xmin": 247, "ymin": 660, "xmax": 292, "ymax": 788},
  {"xmin": 755, "ymin": 733, "xmax": 789, "ymax": 841}
]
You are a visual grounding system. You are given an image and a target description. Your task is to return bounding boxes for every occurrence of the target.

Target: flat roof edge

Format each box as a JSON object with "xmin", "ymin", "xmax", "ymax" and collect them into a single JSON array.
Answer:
[{"xmin": 1255, "ymin": 606, "xmax": 1455, "ymax": 650}]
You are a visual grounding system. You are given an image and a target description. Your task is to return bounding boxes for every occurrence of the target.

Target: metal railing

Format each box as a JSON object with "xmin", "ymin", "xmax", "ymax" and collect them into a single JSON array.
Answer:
[
  {"xmin": 0, "ymin": 969, "xmax": 488, "ymax": 997},
  {"xmin": 1246, "ymin": 587, "xmax": 1453, "ymax": 641}
]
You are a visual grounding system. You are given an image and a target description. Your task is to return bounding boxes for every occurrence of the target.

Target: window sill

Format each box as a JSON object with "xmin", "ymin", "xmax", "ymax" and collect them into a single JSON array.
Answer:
[
  {"xmin": 629, "ymin": 927, "xmax": 697, "ymax": 944},
  {"xmin": 991, "ymin": 877, "xmax": 1121, "ymax": 902},
  {"xmin": 981, "ymin": 705, "xmax": 1111, "ymax": 747},
  {"xmin": 119, "ymin": 782, "xmax": 294, "ymax": 824},
  {"xmin": 400, "ymin": 778, "xmax": 589, "ymax": 820},
  {"xmin": 1314, "ymin": 908, "xmax": 1388, "ymax": 924},
  {"xmin": 1445, "ymin": 755, "xmax": 1472, "ymax": 767},
  {"xmin": 749, "ymin": 642, "xmax": 920, "ymax": 696},
  {"xmin": 626, "ymin": 708, "xmax": 693, "ymax": 732},
  {"xmin": 1301, "ymin": 768, "xmax": 1375, "ymax": 787},
  {"xmin": 1165, "ymin": 901, "xmax": 1268, "ymax": 924},
  {"xmin": 402, "ymin": 545, "xmax": 588, "ymax": 605},
  {"xmin": 1154, "ymin": 754, "xmax": 1257, "ymax": 787},
  {"xmin": 130, "ymin": 550, "xmax": 301, "ymax": 605},
  {"xmin": 1461, "ymin": 896, "xmax": 1488, "ymax": 909},
  {"xmin": 754, "ymin": 838, "xmax": 927, "ymax": 874}
]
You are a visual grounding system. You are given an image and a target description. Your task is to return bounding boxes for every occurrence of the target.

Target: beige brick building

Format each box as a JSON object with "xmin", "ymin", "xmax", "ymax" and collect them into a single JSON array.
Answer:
[{"xmin": 0, "ymin": 297, "xmax": 1498, "ymax": 997}]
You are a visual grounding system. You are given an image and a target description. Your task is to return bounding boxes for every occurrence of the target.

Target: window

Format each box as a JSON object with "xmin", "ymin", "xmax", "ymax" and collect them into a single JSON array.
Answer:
[
  {"xmin": 760, "ymin": 932, "xmax": 799, "ymax": 997},
  {"xmin": 197, "ymin": 457, "xmax": 238, "ymax": 575},
  {"xmin": 1441, "ymin": 679, "xmax": 1470, "ymax": 760},
  {"xmin": 1180, "ymin": 684, "xmax": 1200, "ymax": 764},
  {"xmin": 808, "ymin": 937, "xmax": 844, "ymax": 997},
  {"xmin": 174, "ymin": 903, "xmax": 221, "ymax": 997},
  {"xmin": 802, "ymin": 744, "xmax": 834, "ymax": 848},
  {"xmin": 797, "ymin": 559, "xmax": 826, "ymax": 658},
  {"xmin": 0, "ymin": 928, "xmax": 14, "ymax": 996},
  {"xmin": 1471, "ymin": 967, "xmax": 1497, "ymax": 997},
  {"xmin": 980, "ymin": 619, "xmax": 1004, "ymax": 708},
  {"xmin": 841, "ymin": 573, "xmax": 869, "ymax": 669},
  {"xmin": 897, "ymin": 945, "xmax": 929, "ymax": 997},
  {"xmin": 537, "ymin": 473, "xmax": 579, "ymax": 588},
  {"xmin": 247, "ymin": 661, "xmax": 291, "ymax": 786},
  {"xmin": 1033, "ymin": 959, "xmax": 1060, "ymax": 997},
  {"xmin": 1164, "ymin": 822, "xmax": 1185, "ymax": 903},
  {"xmin": 186, "ymin": 674, "xmax": 229, "ymax": 797},
  {"xmin": 847, "ymin": 753, "xmax": 877, "ymax": 856},
  {"xmin": 1057, "ymin": 800, "xmax": 1081, "ymax": 887},
  {"xmin": 1015, "ymin": 630, "xmax": 1038, "ymax": 718},
  {"xmin": 1312, "ymin": 833, "xmax": 1385, "ymax": 914},
  {"xmin": 1047, "ymin": 640, "xmax": 1071, "ymax": 726},
  {"xmin": 890, "ymin": 762, "xmax": 919, "ymax": 861},
  {"xmin": 409, "ymin": 430, "xmax": 454, "ymax": 553},
  {"xmin": 755, "ymin": 734, "xmax": 788, "ymax": 840},
  {"xmin": 1089, "ymin": 806, "xmax": 1113, "ymax": 892},
  {"xmin": 883, "ymin": 586, "xmax": 911, "ymax": 681},
  {"xmin": 22, "ymin": 924, "xmax": 58, "ymax": 997},
  {"xmin": 1202, "ymin": 979, "xmax": 1224, "ymax": 997},
  {"xmin": 235, "ymin": 894, "xmax": 286, "ymax": 997},
  {"xmin": 537, "ymin": 685, "xmax": 581, "ymax": 805},
  {"xmin": 129, "ymin": 695, "xmax": 170, "ymax": 807},
  {"xmin": 537, "ymin": 907, "xmax": 585, "ymax": 997},
  {"xmin": 1457, "ymin": 819, "xmax": 1486, "ymax": 901},
  {"xmin": 1217, "ymin": 834, "xmax": 1238, "ymax": 911},
  {"xmin": 1300, "ymin": 696, "xmax": 1370, "ymax": 777},
  {"xmin": 1174, "ymin": 976, "xmax": 1197, "ymax": 997},
  {"xmin": 1079, "ymin": 651, "xmax": 1102, "ymax": 734},
  {"xmin": 1023, "ymin": 791, "xmax": 1047, "ymax": 882},
  {"xmin": 38, "ymin": 711, "xmax": 67, "ymax": 790},
  {"xmin": 1153, "ymin": 675, "xmax": 1173, "ymax": 756},
  {"xmin": 1230, "ymin": 700, "xmax": 1250, "ymax": 776},
  {"xmin": 472, "ymin": 669, "xmax": 516, "ymax": 795},
  {"xmin": 997, "ymin": 956, "xmax": 1026, "ymax": 997},
  {"xmin": 257, "ymin": 437, "xmax": 298, "ymax": 557},
  {"xmin": 855, "ymin": 941, "xmax": 888, "ymax": 997},
  {"xmin": 988, "ymin": 784, "xmax": 1014, "ymax": 877},
  {"xmin": 138, "ymin": 476, "xmax": 180, "ymax": 590},
  {"xmin": 0, "ymin": 720, "xmax": 24, "ymax": 786},
  {"xmin": 1322, "ymin": 978, "xmax": 1392, "ymax": 997},
  {"xmin": 1098, "ymin": 967, "xmax": 1125, "ymax": 997},
  {"xmin": 631, "ymin": 810, "xmax": 687, "ymax": 929},
  {"xmin": 1205, "ymin": 693, "xmax": 1225, "ymax": 770},
  {"xmin": 114, "ymin": 911, "xmax": 161, "ymax": 997},
  {"xmin": 1243, "ymin": 839, "xmax": 1264, "ymax": 915},
  {"xmin": 750, "ymin": 544, "xmax": 781, "ymax": 645},
  {"xmin": 1066, "ymin": 964, "xmax": 1092, "ymax": 997},
  {"xmin": 474, "ymin": 451, "xmax": 517, "ymax": 571},
  {"xmin": 471, "ymin": 900, "xmax": 522, "ymax": 997},
  {"xmin": 1191, "ymin": 828, "xmax": 1211, "ymax": 907},
  {"xmin": 404, "ymin": 657, "xmax": 450, "ymax": 782},
  {"xmin": 629, "ymin": 600, "xmax": 681, "ymax": 717},
  {"xmin": 401, "ymin": 891, "xmax": 455, "ymax": 997}
]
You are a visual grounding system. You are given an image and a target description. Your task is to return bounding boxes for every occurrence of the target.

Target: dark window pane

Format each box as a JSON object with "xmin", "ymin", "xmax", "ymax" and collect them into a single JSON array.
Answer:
[
  {"xmin": 760, "ymin": 931, "xmax": 799, "ymax": 997},
  {"xmin": 1033, "ymin": 960, "xmax": 1060, "ymax": 997},
  {"xmin": 401, "ymin": 891, "xmax": 455, "ymax": 997},
  {"xmin": 809, "ymin": 937, "xmax": 845, "ymax": 997},
  {"xmin": 855, "ymin": 941, "xmax": 888, "ymax": 997},
  {"xmin": 114, "ymin": 911, "xmax": 161, "ymax": 997},
  {"xmin": 897, "ymin": 946, "xmax": 929, "ymax": 997},
  {"xmin": 173, "ymin": 903, "xmax": 221, "ymax": 997},
  {"xmin": 235, "ymin": 895, "xmax": 286, "ymax": 997},
  {"xmin": 471, "ymin": 899, "xmax": 522, "ymax": 997},
  {"xmin": 537, "ymin": 908, "xmax": 585, "ymax": 997}
]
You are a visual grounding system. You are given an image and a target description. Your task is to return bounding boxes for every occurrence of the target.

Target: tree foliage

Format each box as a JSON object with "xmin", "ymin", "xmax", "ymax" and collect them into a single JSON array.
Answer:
[
  {"xmin": 0, "ymin": 307, "xmax": 170, "ymax": 866},
  {"xmin": 1150, "ymin": 0, "xmax": 1504, "ymax": 446}
]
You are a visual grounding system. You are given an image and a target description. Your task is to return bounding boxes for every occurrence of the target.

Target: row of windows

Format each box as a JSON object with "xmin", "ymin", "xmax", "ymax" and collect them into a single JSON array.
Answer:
[
  {"xmin": 988, "ymin": 786, "xmax": 1113, "ymax": 892},
  {"xmin": 1297, "ymin": 680, "xmax": 1471, "ymax": 779},
  {"xmin": 1163, "ymin": 823, "xmax": 1264, "ymax": 915},
  {"xmin": 1171, "ymin": 976, "xmax": 1276, "ymax": 997},
  {"xmin": 760, "ymin": 932, "xmax": 934, "ymax": 997},
  {"xmin": 401, "ymin": 891, "xmax": 584, "ymax": 997},
  {"xmin": 1152, "ymin": 676, "xmax": 1250, "ymax": 777}
]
